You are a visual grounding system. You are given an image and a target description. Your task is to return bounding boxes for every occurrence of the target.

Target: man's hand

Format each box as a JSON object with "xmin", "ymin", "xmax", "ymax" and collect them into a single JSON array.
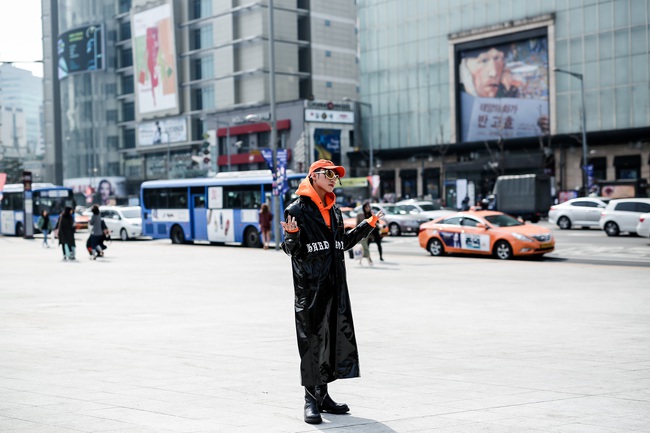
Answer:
[
  {"xmin": 281, "ymin": 215, "xmax": 298, "ymax": 232},
  {"xmin": 374, "ymin": 210, "xmax": 384, "ymax": 219}
]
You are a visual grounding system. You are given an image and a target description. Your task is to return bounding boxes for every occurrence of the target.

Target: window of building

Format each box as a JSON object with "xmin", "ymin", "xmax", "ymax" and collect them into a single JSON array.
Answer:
[
  {"xmin": 326, "ymin": 81, "xmax": 332, "ymax": 88},
  {"xmin": 119, "ymin": 0, "xmax": 131, "ymax": 14},
  {"xmin": 106, "ymin": 110, "xmax": 118, "ymax": 123},
  {"xmin": 122, "ymin": 102, "xmax": 135, "ymax": 122},
  {"xmin": 119, "ymin": 21, "xmax": 131, "ymax": 41},
  {"xmin": 120, "ymin": 75, "xmax": 134, "ymax": 95},
  {"xmin": 613, "ymin": 155, "xmax": 641, "ymax": 179},
  {"xmin": 325, "ymin": 51, "xmax": 331, "ymax": 57},
  {"xmin": 123, "ymin": 128, "xmax": 135, "ymax": 149},
  {"xmin": 119, "ymin": 47, "xmax": 133, "ymax": 68},
  {"xmin": 325, "ymin": 20, "xmax": 331, "ymax": 26},
  {"xmin": 107, "ymin": 136, "xmax": 119, "ymax": 150}
]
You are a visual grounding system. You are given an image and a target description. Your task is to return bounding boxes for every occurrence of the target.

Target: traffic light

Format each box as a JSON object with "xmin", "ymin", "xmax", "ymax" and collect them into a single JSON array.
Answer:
[
  {"xmin": 201, "ymin": 135, "xmax": 211, "ymax": 164},
  {"xmin": 199, "ymin": 130, "xmax": 217, "ymax": 167}
]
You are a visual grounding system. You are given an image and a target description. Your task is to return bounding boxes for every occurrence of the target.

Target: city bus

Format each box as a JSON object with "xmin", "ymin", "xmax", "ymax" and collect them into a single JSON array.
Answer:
[
  {"xmin": 140, "ymin": 170, "xmax": 305, "ymax": 247},
  {"xmin": 0, "ymin": 183, "xmax": 75, "ymax": 236}
]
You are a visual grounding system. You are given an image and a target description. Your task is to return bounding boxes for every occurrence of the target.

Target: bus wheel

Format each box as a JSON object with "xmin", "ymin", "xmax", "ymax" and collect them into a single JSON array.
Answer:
[
  {"xmin": 15, "ymin": 223, "xmax": 24, "ymax": 237},
  {"xmin": 170, "ymin": 225, "xmax": 186, "ymax": 244},
  {"xmin": 244, "ymin": 227, "xmax": 261, "ymax": 248}
]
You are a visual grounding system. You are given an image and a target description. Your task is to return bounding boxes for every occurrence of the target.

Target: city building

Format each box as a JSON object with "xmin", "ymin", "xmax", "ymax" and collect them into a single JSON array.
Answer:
[
  {"xmin": 41, "ymin": 0, "xmax": 359, "ymax": 204},
  {"xmin": 357, "ymin": 0, "xmax": 650, "ymax": 206},
  {"xmin": 0, "ymin": 64, "xmax": 44, "ymax": 181}
]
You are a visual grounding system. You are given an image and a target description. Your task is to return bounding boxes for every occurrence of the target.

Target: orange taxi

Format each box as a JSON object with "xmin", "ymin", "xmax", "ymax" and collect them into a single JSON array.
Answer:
[{"xmin": 418, "ymin": 210, "xmax": 554, "ymax": 260}]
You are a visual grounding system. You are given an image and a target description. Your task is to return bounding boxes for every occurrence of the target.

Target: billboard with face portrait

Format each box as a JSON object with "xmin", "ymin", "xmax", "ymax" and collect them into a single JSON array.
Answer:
[
  {"xmin": 131, "ymin": 3, "xmax": 179, "ymax": 119},
  {"xmin": 455, "ymin": 28, "xmax": 549, "ymax": 143}
]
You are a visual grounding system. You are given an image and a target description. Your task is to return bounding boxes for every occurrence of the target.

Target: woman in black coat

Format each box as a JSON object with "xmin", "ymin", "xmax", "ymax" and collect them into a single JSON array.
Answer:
[
  {"xmin": 55, "ymin": 207, "xmax": 76, "ymax": 260},
  {"xmin": 281, "ymin": 160, "xmax": 383, "ymax": 424}
]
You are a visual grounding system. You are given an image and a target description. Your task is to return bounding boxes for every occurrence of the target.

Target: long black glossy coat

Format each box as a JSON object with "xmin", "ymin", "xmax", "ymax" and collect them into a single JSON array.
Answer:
[{"xmin": 282, "ymin": 196, "xmax": 375, "ymax": 386}]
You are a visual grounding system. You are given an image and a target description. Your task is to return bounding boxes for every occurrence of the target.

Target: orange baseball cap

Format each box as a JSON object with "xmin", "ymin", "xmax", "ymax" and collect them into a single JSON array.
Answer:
[{"xmin": 308, "ymin": 159, "xmax": 345, "ymax": 178}]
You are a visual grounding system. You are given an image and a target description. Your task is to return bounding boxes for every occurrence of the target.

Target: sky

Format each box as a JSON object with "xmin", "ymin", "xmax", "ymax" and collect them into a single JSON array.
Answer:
[{"xmin": 0, "ymin": 0, "xmax": 44, "ymax": 77}]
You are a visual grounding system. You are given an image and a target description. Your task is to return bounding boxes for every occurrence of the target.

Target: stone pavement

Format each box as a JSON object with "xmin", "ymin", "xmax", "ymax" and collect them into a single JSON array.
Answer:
[{"xmin": 0, "ymin": 234, "xmax": 649, "ymax": 432}]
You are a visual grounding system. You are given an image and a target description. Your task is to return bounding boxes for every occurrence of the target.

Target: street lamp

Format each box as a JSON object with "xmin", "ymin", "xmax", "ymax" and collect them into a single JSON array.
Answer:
[
  {"xmin": 342, "ymin": 97, "xmax": 374, "ymax": 176},
  {"xmin": 553, "ymin": 67, "xmax": 588, "ymax": 196}
]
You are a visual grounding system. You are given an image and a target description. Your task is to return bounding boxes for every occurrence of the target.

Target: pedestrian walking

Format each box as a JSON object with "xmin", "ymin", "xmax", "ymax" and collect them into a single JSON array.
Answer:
[
  {"xmin": 88, "ymin": 205, "xmax": 108, "ymax": 259},
  {"xmin": 258, "ymin": 203, "xmax": 273, "ymax": 249},
  {"xmin": 356, "ymin": 201, "xmax": 375, "ymax": 266},
  {"xmin": 37, "ymin": 210, "xmax": 53, "ymax": 248},
  {"xmin": 281, "ymin": 159, "xmax": 384, "ymax": 424},
  {"xmin": 54, "ymin": 207, "xmax": 76, "ymax": 260}
]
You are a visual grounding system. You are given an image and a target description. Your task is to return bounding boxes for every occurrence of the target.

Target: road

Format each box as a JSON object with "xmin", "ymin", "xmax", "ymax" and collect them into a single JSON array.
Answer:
[
  {"xmin": 381, "ymin": 221, "xmax": 650, "ymax": 267},
  {"xmin": 0, "ymin": 232, "xmax": 649, "ymax": 432}
]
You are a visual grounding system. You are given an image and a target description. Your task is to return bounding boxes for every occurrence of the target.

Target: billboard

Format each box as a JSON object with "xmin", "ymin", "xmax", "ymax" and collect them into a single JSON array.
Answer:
[
  {"xmin": 137, "ymin": 117, "xmax": 187, "ymax": 146},
  {"xmin": 57, "ymin": 24, "xmax": 104, "ymax": 79},
  {"xmin": 455, "ymin": 28, "xmax": 549, "ymax": 143},
  {"xmin": 131, "ymin": 3, "xmax": 179, "ymax": 118}
]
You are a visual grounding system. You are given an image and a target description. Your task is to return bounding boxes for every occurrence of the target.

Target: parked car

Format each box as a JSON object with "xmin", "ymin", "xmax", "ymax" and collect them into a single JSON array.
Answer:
[
  {"xmin": 74, "ymin": 206, "xmax": 91, "ymax": 231},
  {"xmin": 99, "ymin": 206, "xmax": 143, "ymax": 241},
  {"xmin": 599, "ymin": 198, "xmax": 650, "ymax": 236},
  {"xmin": 636, "ymin": 213, "xmax": 650, "ymax": 239},
  {"xmin": 340, "ymin": 207, "xmax": 389, "ymax": 237},
  {"xmin": 418, "ymin": 210, "xmax": 554, "ymax": 260},
  {"xmin": 354, "ymin": 203, "xmax": 430, "ymax": 236},
  {"xmin": 548, "ymin": 197, "xmax": 611, "ymax": 230},
  {"xmin": 396, "ymin": 199, "xmax": 456, "ymax": 220}
]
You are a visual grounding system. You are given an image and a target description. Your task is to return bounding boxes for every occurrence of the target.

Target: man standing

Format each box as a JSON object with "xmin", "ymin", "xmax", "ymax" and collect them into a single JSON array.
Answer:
[{"xmin": 281, "ymin": 160, "xmax": 383, "ymax": 424}]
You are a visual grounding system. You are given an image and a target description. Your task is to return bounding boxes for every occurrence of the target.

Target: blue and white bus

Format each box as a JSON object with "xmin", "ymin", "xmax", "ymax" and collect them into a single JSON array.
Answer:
[
  {"xmin": 0, "ymin": 183, "xmax": 75, "ymax": 236},
  {"xmin": 140, "ymin": 170, "xmax": 305, "ymax": 247}
]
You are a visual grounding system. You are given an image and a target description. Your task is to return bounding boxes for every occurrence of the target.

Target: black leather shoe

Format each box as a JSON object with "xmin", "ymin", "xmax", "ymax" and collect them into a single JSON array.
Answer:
[
  {"xmin": 304, "ymin": 387, "xmax": 322, "ymax": 424},
  {"xmin": 317, "ymin": 385, "xmax": 350, "ymax": 414}
]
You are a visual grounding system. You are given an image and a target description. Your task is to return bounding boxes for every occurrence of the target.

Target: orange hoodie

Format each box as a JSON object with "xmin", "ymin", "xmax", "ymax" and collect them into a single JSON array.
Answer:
[{"xmin": 291, "ymin": 177, "xmax": 378, "ymax": 231}]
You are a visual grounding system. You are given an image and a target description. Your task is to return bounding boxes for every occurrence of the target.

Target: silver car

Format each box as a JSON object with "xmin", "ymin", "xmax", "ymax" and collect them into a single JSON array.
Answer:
[
  {"xmin": 396, "ymin": 199, "xmax": 456, "ymax": 221},
  {"xmin": 353, "ymin": 203, "xmax": 430, "ymax": 236},
  {"xmin": 599, "ymin": 198, "xmax": 650, "ymax": 236},
  {"xmin": 548, "ymin": 197, "xmax": 610, "ymax": 230},
  {"xmin": 100, "ymin": 206, "xmax": 143, "ymax": 241}
]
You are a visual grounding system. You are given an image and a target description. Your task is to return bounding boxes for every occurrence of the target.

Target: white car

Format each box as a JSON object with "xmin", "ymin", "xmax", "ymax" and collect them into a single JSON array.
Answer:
[
  {"xmin": 99, "ymin": 206, "xmax": 142, "ymax": 241},
  {"xmin": 548, "ymin": 197, "xmax": 610, "ymax": 230},
  {"xmin": 599, "ymin": 198, "xmax": 650, "ymax": 236},
  {"xmin": 396, "ymin": 199, "xmax": 456, "ymax": 221},
  {"xmin": 636, "ymin": 213, "xmax": 650, "ymax": 238}
]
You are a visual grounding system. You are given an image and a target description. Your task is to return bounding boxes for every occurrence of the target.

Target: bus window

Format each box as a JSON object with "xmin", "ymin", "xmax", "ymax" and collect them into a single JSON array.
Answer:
[{"xmin": 223, "ymin": 185, "xmax": 262, "ymax": 209}]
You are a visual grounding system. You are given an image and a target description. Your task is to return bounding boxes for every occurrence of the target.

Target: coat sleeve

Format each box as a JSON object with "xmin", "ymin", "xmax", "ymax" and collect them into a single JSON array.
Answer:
[
  {"xmin": 281, "ymin": 208, "xmax": 302, "ymax": 257},
  {"xmin": 342, "ymin": 217, "xmax": 375, "ymax": 251}
]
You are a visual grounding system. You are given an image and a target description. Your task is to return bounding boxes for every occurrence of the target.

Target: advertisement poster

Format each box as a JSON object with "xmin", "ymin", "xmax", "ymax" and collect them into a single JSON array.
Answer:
[
  {"xmin": 207, "ymin": 209, "xmax": 234, "ymax": 243},
  {"xmin": 313, "ymin": 129, "xmax": 341, "ymax": 163},
  {"xmin": 63, "ymin": 176, "xmax": 126, "ymax": 205},
  {"xmin": 457, "ymin": 30, "xmax": 549, "ymax": 142},
  {"xmin": 131, "ymin": 3, "xmax": 179, "ymax": 116},
  {"xmin": 138, "ymin": 117, "xmax": 187, "ymax": 146},
  {"xmin": 460, "ymin": 233, "xmax": 490, "ymax": 252},
  {"xmin": 58, "ymin": 24, "xmax": 104, "ymax": 79}
]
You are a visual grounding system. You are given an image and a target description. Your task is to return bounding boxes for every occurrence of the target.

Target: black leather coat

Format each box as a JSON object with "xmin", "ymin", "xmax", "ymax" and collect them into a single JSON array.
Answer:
[{"xmin": 282, "ymin": 196, "xmax": 375, "ymax": 386}]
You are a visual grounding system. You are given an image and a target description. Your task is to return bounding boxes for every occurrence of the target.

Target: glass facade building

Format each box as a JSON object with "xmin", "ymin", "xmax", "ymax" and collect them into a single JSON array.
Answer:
[{"xmin": 357, "ymin": 0, "xmax": 650, "ymax": 204}]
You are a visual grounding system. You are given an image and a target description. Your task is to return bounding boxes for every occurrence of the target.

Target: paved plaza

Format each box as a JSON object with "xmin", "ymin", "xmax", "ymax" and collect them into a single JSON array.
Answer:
[{"xmin": 0, "ymin": 234, "xmax": 649, "ymax": 432}]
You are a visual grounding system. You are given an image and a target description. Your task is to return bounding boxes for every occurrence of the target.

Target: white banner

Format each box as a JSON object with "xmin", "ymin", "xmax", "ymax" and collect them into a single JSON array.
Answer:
[
  {"xmin": 138, "ymin": 117, "xmax": 187, "ymax": 146},
  {"xmin": 466, "ymin": 97, "xmax": 548, "ymax": 142},
  {"xmin": 305, "ymin": 109, "xmax": 355, "ymax": 124}
]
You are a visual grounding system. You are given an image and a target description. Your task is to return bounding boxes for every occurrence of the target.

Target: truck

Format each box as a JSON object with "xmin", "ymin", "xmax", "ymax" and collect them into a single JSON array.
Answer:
[{"xmin": 489, "ymin": 174, "xmax": 552, "ymax": 222}]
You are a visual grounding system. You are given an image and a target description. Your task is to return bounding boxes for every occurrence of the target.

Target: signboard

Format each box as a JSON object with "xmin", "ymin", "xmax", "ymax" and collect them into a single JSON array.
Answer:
[
  {"xmin": 138, "ymin": 117, "xmax": 187, "ymax": 146},
  {"xmin": 304, "ymin": 109, "xmax": 355, "ymax": 124},
  {"xmin": 131, "ymin": 3, "xmax": 179, "ymax": 118},
  {"xmin": 456, "ymin": 28, "xmax": 549, "ymax": 143},
  {"xmin": 58, "ymin": 24, "xmax": 104, "ymax": 79}
]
